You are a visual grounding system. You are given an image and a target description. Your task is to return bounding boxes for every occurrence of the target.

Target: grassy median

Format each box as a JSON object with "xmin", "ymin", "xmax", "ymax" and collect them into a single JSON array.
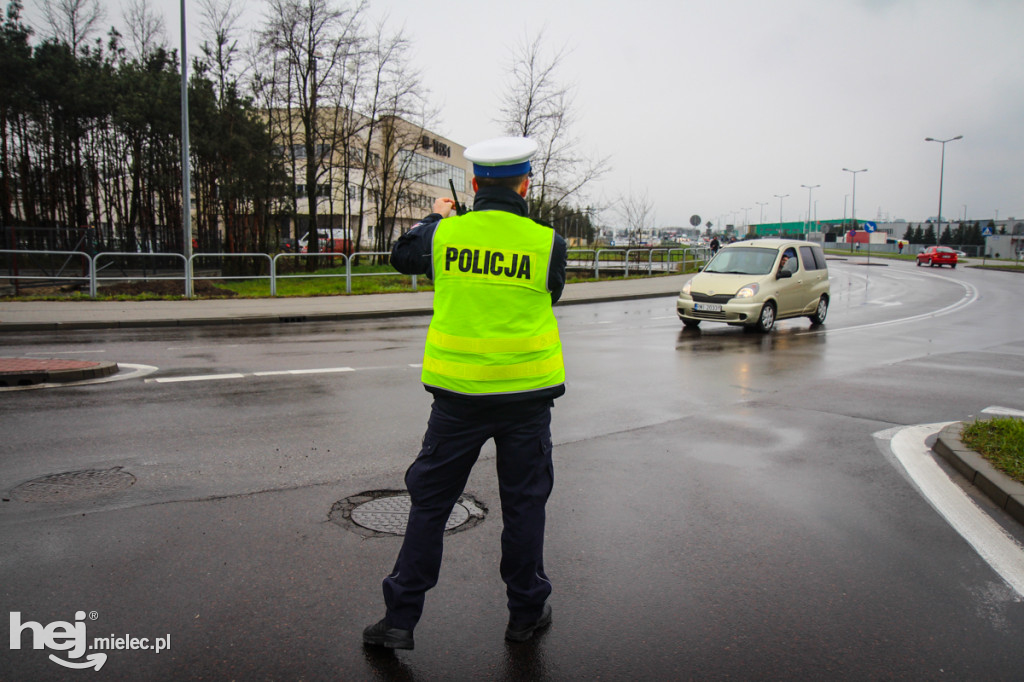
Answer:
[{"xmin": 961, "ymin": 417, "xmax": 1024, "ymax": 485}]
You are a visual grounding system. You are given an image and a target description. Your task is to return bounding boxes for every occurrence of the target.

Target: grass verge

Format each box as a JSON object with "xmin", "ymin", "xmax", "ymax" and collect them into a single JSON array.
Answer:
[{"xmin": 961, "ymin": 417, "xmax": 1024, "ymax": 485}]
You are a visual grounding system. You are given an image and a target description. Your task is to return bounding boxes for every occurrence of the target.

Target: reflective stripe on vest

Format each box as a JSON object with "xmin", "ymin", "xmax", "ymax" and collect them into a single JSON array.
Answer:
[
  {"xmin": 422, "ymin": 353, "xmax": 563, "ymax": 381},
  {"xmin": 425, "ymin": 328, "xmax": 560, "ymax": 354}
]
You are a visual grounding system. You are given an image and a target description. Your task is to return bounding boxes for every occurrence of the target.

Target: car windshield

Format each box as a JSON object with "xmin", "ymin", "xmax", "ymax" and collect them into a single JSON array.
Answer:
[{"xmin": 703, "ymin": 247, "xmax": 778, "ymax": 275}]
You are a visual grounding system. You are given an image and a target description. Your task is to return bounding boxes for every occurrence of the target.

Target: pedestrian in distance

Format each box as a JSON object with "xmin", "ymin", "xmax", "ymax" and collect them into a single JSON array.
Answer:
[
  {"xmin": 363, "ymin": 136, "xmax": 568, "ymax": 651},
  {"xmin": 710, "ymin": 236, "xmax": 720, "ymax": 254}
]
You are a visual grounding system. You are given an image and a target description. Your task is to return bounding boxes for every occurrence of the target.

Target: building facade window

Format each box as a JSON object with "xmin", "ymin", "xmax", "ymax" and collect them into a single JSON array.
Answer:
[
  {"xmin": 397, "ymin": 151, "xmax": 466, "ymax": 192},
  {"xmin": 296, "ymin": 183, "xmax": 332, "ymax": 198}
]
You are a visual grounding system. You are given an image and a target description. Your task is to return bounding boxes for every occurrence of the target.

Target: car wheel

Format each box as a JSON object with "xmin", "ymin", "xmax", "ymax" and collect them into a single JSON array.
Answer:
[
  {"xmin": 809, "ymin": 296, "xmax": 828, "ymax": 325},
  {"xmin": 682, "ymin": 319, "xmax": 701, "ymax": 329},
  {"xmin": 916, "ymin": 260, "xmax": 922, "ymax": 266},
  {"xmin": 951, "ymin": 263, "xmax": 956, "ymax": 269},
  {"xmin": 754, "ymin": 302, "xmax": 776, "ymax": 333}
]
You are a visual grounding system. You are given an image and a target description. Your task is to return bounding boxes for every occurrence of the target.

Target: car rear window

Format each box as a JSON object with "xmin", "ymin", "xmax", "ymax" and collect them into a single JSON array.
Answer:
[{"xmin": 799, "ymin": 245, "xmax": 827, "ymax": 270}]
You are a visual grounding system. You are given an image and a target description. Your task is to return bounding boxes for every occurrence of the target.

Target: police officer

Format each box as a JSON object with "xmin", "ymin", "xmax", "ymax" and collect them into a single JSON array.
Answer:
[{"xmin": 363, "ymin": 137, "xmax": 567, "ymax": 650}]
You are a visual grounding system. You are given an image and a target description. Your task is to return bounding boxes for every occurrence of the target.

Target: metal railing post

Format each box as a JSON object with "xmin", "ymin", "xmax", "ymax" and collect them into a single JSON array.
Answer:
[
  {"xmin": 89, "ymin": 253, "xmax": 98, "ymax": 297},
  {"xmin": 270, "ymin": 255, "xmax": 278, "ymax": 297}
]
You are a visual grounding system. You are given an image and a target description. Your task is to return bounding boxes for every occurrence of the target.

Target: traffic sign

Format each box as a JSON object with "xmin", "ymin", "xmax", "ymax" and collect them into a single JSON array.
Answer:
[
  {"xmin": 690, "ymin": 215, "xmax": 701, "ymax": 227},
  {"xmin": 982, "ymin": 226, "xmax": 993, "ymax": 236},
  {"xmin": 863, "ymin": 221, "xmax": 877, "ymax": 233}
]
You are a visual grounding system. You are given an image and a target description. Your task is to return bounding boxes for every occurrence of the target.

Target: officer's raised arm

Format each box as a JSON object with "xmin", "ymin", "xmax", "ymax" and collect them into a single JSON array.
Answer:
[
  {"xmin": 390, "ymin": 207, "xmax": 446, "ymax": 277},
  {"xmin": 433, "ymin": 197, "xmax": 455, "ymax": 217}
]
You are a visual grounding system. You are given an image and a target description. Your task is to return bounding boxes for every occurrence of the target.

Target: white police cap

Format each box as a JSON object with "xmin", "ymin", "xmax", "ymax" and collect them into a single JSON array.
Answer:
[{"xmin": 464, "ymin": 137, "xmax": 538, "ymax": 178}]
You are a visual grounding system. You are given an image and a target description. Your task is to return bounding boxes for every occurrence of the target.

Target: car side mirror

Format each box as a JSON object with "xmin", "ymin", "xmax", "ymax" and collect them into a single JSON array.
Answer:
[{"xmin": 777, "ymin": 269, "xmax": 793, "ymax": 279}]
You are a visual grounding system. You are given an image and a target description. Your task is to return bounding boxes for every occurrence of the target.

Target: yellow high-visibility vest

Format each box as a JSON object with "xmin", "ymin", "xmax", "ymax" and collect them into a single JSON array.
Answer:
[{"xmin": 422, "ymin": 210, "xmax": 565, "ymax": 395}]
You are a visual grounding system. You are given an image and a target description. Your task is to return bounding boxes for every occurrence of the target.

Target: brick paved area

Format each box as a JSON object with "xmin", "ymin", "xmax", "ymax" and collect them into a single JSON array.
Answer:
[
  {"xmin": 0, "ymin": 358, "xmax": 102, "ymax": 374},
  {"xmin": 0, "ymin": 357, "xmax": 117, "ymax": 385}
]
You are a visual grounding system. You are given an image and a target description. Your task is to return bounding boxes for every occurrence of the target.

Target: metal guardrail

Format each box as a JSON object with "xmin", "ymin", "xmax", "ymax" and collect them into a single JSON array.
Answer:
[
  {"xmin": 2, "ymin": 246, "xmax": 696, "ymax": 298},
  {"xmin": 92, "ymin": 252, "xmax": 189, "ymax": 297},
  {"xmin": 567, "ymin": 247, "xmax": 710, "ymax": 278},
  {"xmin": 1, "ymin": 249, "xmax": 93, "ymax": 294},
  {"xmin": 1, "ymin": 249, "xmax": 418, "ymax": 298}
]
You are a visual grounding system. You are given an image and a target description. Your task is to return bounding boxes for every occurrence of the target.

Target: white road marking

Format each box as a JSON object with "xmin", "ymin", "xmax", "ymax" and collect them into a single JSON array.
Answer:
[
  {"xmin": 254, "ymin": 367, "xmax": 354, "ymax": 376},
  {"xmin": 152, "ymin": 373, "xmax": 246, "ymax": 383},
  {"xmin": 902, "ymin": 362, "xmax": 1024, "ymax": 379},
  {"xmin": 148, "ymin": 366, "xmax": 357, "ymax": 383},
  {"xmin": 803, "ymin": 269, "xmax": 978, "ymax": 336},
  {"xmin": 879, "ymin": 422, "xmax": 1024, "ymax": 598},
  {"xmin": 165, "ymin": 344, "xmax": 242, "ymax": 351},
  {"xmin": 982, "ymin": 406, "xmax": 1024, "ymax": 418}
]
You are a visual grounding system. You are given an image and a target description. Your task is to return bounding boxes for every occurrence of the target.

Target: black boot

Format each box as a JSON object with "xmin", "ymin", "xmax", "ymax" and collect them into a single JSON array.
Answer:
[
  {"xmin": 505, "ymin": 603, "xmax": 552, "ymax": 643},
  {"xmin": 363, "ymin": 618, "xmax": 414, "ymax": 650}
]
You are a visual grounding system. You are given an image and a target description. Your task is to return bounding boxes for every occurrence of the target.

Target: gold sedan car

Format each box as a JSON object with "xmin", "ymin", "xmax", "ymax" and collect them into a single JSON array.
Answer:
[{"xmin": 676, "ymin": 239, "xmax": 830, "ymax": 332}]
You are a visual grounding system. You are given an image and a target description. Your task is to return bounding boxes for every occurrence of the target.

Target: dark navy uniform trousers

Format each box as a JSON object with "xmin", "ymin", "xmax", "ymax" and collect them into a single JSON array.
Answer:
[{"xmin": 382, "ymin": 395, "xmax": 554, "ymax": 631}]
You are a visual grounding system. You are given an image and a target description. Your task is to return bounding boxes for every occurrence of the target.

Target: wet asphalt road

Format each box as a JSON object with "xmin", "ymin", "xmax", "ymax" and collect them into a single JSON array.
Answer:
[{"xmin": 2, "ymin": 259, "xmax": 1024, "ymax": 680}]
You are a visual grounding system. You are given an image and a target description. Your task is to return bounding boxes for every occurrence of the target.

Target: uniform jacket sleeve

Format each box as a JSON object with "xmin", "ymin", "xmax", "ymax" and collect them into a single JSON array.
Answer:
[
  {"xmin": 390, "ymin": 214, "xmax": 442, "ymax": 278},
  {"xmin": 549, "ymin": 234, "xmax": 567, "ymax": 305}
]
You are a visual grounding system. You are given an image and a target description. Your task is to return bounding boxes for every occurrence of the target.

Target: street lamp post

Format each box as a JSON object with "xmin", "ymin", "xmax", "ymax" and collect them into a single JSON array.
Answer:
[
  {"xmin": 801, "ymin": 184, "xmax": 820, "ymax": 236},
  {"xmin": 774, "ymin": 194, "xmax": 789, "ymax": 235},
  {"xmin": 842, "ymin": 168, "xmax": 867, "ymax": 249},
  {"xmin": 925, "ymin": 135, "xmax": 963, "ymax": 246},
  {"xmin": 179, "ymin": 0, "xmax": 193, "ymax": 297},
  {"xmin": 755, "ymin": 201, "xmax": 768, "ymax": 233}
]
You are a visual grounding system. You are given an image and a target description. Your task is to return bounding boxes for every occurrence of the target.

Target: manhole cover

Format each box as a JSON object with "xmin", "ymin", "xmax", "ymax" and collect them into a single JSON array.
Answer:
[
  {"xmin": 9, "ymin": 467, "xmax": 136, "ymax": 502},
  {"xmin": 330, "ymin": 490, "xmax": 486, "ymax": 537}
]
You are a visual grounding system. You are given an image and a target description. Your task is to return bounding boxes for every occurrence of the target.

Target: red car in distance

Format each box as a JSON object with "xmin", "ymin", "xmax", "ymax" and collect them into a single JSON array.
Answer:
[{"xmin": 916, "ymin": 246, "xmax": 958, "ymax": 268}]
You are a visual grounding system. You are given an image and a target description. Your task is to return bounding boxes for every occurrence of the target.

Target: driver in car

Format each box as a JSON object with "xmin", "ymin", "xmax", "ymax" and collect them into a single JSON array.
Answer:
[{"xmin": 778, "ymin": 248, "xmax": 798, "ymax": 274}]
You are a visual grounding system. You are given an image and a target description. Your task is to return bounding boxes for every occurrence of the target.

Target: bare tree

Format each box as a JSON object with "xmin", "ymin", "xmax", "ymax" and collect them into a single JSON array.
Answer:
[
  {"xmin": 499, "ymin": 30, "xmax": 609, "ymax": 223},
  {"xmin": 197, "ymin": 0, "xmax": 243, "ymax": 101},
  {"xmin": 258, "ymin": 0, "xmax": 365, "ymax": 259},
  {"xmin": 41, "ymin": 0, "xmax": 105, "ymax": 52},
  {"xmin": 618, "ymin": 188, "xmax": 655, "ymax": 246},
  {"xmin": 122, "ymin": 0, "xmax": 165, "ymax": 59},
  {"xmin": 357, "ymin": 20, "xmax": 433, "ymax": 256}
]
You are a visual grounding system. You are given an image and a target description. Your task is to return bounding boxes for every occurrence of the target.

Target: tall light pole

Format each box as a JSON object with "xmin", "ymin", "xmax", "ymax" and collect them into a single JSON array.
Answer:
[
  {"xmin": 774, "ymin": 194, "xmax": 789, "ymax": 235},
  {"xmin": 179, "ymin": 0, "xmax": 193, "ymax": 297},
  {"xmin": 925, "ymin": 135, "xmax": 962, "ymax": 246},
  {"xmin": 755, "ymin": 201, "xmax": 768, "ymax": 230},
  {"xmin": 801, "ymin": 184, "xmax": 820, "ymax": 235},
  {"xmin": 842, "ymin": 168, "xmax": 867, "ymax": 245}
]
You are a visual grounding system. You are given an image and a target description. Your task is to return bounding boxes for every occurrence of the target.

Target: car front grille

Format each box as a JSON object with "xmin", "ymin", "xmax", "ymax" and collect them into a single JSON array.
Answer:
[{"xmin": 691, "ymin": 293, "xmax": 734, "ymax": 304}]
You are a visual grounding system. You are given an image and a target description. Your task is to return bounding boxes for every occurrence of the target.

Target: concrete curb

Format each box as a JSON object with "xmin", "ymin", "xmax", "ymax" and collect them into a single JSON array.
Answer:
[{"xmin": 933, "ymin": 420, "xmax": 1024, "ymax": 526}]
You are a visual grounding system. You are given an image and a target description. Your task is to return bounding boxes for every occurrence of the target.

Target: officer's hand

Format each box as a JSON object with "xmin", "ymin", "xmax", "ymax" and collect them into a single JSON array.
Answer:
[{"xmin": 434, "ymin": 197, "xmax": 456, "ymax": 217}]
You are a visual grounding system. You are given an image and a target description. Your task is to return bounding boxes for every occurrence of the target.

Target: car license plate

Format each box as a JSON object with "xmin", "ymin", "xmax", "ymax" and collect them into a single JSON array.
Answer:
[{"xmin": 694, "ymin": 303, "xmax": 722, "ymax": 312}]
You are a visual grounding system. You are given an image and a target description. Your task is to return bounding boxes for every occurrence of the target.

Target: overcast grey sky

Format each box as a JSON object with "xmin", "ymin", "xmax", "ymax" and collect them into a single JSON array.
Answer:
[{"xmin": 26, "ymin": 0, "xmax": 1024, "ymax": 228}]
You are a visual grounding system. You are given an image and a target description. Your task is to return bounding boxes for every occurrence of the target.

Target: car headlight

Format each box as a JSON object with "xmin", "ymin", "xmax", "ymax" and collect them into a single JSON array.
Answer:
[
  {"xmin": 735, "ymin": 283, "xmax": 759, "ymax": 299},
  {"xmin": 682, "ymin": 281, "xmax": 692, "ymax": 295}
]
